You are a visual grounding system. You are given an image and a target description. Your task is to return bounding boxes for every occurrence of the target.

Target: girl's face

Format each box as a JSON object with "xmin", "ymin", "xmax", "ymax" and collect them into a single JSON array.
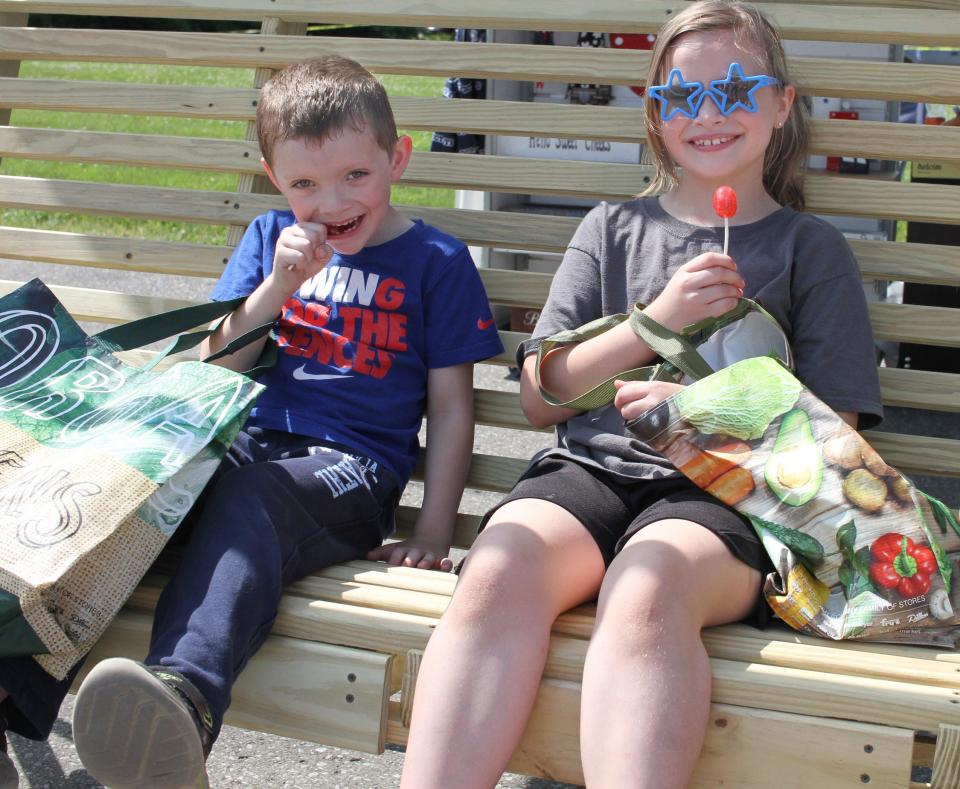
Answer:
[{"xmin": 657, "ymin": 29, "xmax": 794, "ymax": 188}]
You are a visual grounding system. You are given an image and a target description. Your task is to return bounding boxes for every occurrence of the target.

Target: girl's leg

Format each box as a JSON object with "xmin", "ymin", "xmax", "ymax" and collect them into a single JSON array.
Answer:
[
  {"xmin": 400, "ymin": 499, "xmax": 606, "ymax": 789},
  {"xmin": 579, "ymin": 519, "xmax": 760, "ymax": 789}
]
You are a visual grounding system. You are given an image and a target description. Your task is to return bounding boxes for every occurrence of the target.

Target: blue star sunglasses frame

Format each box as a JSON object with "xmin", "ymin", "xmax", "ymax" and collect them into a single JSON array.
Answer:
[{"xmin": 648, "ymin": 62, "xmax": 781, "ymax": 121}]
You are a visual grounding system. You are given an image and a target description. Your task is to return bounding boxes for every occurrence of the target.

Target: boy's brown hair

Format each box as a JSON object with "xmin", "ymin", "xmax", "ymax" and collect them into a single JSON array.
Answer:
[
  {"xmin": 256, "ymin": 55, "xmax": 399, "ymax": 165},
  {"xmin": 640, "ymin": 0, "xmax": 809, "ymax": 210}
]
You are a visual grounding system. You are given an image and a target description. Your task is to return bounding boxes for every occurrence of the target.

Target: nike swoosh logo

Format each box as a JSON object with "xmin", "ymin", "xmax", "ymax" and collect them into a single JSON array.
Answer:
[
  {"xmin": 292, "ymin": 365, "xmax": 354, "ymax": 381},
  {"xmin": 477, "ymin": 317, "xmax": 496, "ymax": 330}
]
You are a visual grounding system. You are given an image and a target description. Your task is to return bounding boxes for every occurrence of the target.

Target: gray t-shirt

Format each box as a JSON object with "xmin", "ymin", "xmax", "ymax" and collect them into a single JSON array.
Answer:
[{"xmin": 521, "ymin": 196, "xmax": 883, "ymax": 482}]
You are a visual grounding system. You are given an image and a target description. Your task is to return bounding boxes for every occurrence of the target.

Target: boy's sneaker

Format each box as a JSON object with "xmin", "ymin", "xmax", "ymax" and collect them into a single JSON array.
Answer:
[
  {"xmin": 73, "ymin": 658, "xmax": 213, "ymax": 789},
  {"xmin": 0, "ymin": 714, "xmax": 19, "ymax": 789}
]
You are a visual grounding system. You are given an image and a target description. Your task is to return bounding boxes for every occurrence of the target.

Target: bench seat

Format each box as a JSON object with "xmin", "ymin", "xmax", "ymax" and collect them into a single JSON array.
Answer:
[{"xmin": 75, "ymin": 560, "xmax": 960, "ymax": 788}]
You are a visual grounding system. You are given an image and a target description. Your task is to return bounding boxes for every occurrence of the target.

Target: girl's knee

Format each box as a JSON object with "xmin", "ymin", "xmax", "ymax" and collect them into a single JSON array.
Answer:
[
  {"xmin": 597, "ymin": 543, "xmax": 703, "ymax": 632},
  {"xmin": 449, "ymin": 532, "xmax": 557, "ymax": 624}
]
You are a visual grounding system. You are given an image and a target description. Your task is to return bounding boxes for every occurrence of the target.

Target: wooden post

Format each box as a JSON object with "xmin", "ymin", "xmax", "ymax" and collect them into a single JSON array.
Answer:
[
  {"xmin": 0, "ymin": 13, "xmax": 29, "ymax": 168},
  {"xmin": 400, "ymin": 648, "xmax": 423, "ymax": 728},
  {"xmin": 931, "ymin": 723, "xmax": 960, "ymax": 789},
  {"xmin": 225, "ymin": 17, "xmax": 309, "ymax": 247}
]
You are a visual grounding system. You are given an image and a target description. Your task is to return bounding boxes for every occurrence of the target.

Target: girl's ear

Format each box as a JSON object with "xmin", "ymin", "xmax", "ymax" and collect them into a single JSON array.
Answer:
[
  {"xmin": 390, "ymin": 135, "xmax": 414, "ymax": 182},
  {"xmin": 775, "ymin": 84, "xmax": 796, "ymax": 129},
  {"xmin": 261, "ymin": 157, "xmax": 282, "ymax": 191}
]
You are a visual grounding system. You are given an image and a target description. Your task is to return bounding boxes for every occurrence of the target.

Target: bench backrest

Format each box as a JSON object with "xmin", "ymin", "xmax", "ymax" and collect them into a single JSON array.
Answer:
[{"xmin": 1, "ymin": 0, "xmax": 958, "ymax": 545}]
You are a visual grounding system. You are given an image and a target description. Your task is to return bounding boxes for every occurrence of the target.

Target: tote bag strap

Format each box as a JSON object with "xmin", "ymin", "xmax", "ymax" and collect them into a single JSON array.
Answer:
[
  {"xmin": 535, "ymin": 303, "xmax": 734, "ymax": 411},
  {"xmin": 93, "ymin": 297, "xmax": 276, "ymax": 375},
  {"xmin": 93, "ymin": 297, "xmax": 246, "ymax": 351}
]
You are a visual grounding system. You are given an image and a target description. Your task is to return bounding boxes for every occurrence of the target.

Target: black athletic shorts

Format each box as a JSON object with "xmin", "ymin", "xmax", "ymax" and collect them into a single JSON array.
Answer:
[{"xmin": 480, "ymin": 455, "xmax": 774, "ymax": 628}]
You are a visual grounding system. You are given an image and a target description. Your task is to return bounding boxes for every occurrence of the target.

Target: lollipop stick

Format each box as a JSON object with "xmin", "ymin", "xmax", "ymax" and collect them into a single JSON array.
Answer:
[{"xmin": 723, "ymin": 218, "xmax": 729, "ymax": 256}]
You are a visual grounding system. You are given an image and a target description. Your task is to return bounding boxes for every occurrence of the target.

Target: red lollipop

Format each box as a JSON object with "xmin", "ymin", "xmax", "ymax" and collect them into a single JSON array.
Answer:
[
  {"xmin": 713, "ymin": 186, "xmax": 737, "ymax": 219},
  {"xmin": 713, "ymin": 185, "xmax": 738, "ymax": 255}
]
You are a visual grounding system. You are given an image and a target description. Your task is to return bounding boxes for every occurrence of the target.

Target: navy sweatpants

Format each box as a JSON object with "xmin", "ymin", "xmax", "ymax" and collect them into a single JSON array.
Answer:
[{"xmin": 0, "ymin": 427, "xmax": 398, "ymax": 741}]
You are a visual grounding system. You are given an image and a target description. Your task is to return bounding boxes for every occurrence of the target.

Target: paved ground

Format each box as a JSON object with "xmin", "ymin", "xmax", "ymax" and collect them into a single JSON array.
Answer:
[
  {"xmin": 9, "ymin": 695, "xmax": 579, "ymax": 789},
  {"xmin": 3, "ymin": 259, "xmax": 956, "ymax": 787}
]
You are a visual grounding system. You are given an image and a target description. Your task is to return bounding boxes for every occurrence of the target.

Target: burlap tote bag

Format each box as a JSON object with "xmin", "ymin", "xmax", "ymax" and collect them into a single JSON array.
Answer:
[{"xmin": 0, "ymin": 279, "xmax": 265, "ymax": 678}]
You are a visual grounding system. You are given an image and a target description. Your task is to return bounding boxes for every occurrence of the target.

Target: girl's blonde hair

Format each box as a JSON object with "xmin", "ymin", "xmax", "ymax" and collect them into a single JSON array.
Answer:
[{"xmin": 641, "ymin": 0, "xmax": 809, "ymax": 209}]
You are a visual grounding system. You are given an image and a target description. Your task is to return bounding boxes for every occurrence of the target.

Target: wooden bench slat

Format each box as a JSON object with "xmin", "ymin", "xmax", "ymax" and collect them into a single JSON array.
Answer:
[
  {"xmin": 299, "ymin": 561, "xmax": 960, "ymax": 687},
  {"xmin": 5, "ymin": 89, "xmax": 960, "ymax": 163},
  {"xmin": 8, "ymin": 278, "xmax": 958, "ymax": 355},
  {"xmin": 761, "ymin": 0, "xmax": 955, "ymax": 9},
  {"xmin": 19, "ymin": 240, "xmax": 904, "ymax": 309},
  {"xmin": 0, "ymin": 125, "xmax": 261, "ymax": 173},
  {"xmin": 1, "ymin": 281, "xmax": 957, "ymax": 421},
  {"xmin": 870, "ymin": 302, "xmax": 960, "ymax": 348},
  {"xmin": 386, "ymin": 696, "xmax": 917, "ymax": 789},
  {"xmin": 124, "ymin": 561, "xmax": 951, "ymax": 781},
  {"xmin": 0, "ymin": 226, "xmax": 229, "ymax": 277},
  {"xmin": 78, "ymin": 609, "xmax": 394, "ymax": 753},
  {"xmin": 3, "ymin": 28, "xmax": 960, "ymax": 105},
  {"xmin": 394, "ymin": 507, "xmax": 484, "ymax": 551},
  {"xmin": 193, "ymin": 559, "xmax": 960, "ymax": 698},
  {"xmin": 878, "ymin": 367, "xmax": 960, "ymax": 413},
  {"xmin": 0, "ymin": 77, "xmax": 259, "ymax": 120},
  {"xmin": 470, "ymin": 372, "xmax": 960, "ymax": 434},
  {"xmin": 4, "ymin": 1, "xmax": 960, "ymax": 46},
  {"xmin": 863, "ymin": 430, "xmax": 960, "ymax": 479},
  {"xmin": 4, "ymin": 166, "xmax": 960, "ymax": 231},
  {"xmin": 718, "ymin": 622, "xmax": 960, "ymax": 666},
  {"xmin": 850, "ymin": 239, "xmax": 960, "ymax": 289},
  {"xmin": 267, "ymin": 567, "xmax": 960, "ymax": 730}
]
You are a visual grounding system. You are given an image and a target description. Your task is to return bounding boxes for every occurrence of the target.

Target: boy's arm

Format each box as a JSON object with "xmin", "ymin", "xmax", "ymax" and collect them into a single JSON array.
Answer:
[
  {"xmin": 366, "ymin": 362, "xmax": 474, "ymax": 572},
  {"xmin": 202, "ymin": 221, "xmax": 332, "ymax": 371}
]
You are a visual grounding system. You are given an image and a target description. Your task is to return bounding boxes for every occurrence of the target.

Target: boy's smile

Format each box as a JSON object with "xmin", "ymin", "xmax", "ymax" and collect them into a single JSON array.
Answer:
[{"xmin": 262, "ymin": 126, "xmax": 413, "ymax": 255}]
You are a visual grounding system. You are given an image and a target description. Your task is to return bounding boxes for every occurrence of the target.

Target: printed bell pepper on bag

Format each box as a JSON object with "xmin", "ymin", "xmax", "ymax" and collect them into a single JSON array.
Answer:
[{"xmin": 869, "ymin": 533, "xmax": 938, "ymax": 598}]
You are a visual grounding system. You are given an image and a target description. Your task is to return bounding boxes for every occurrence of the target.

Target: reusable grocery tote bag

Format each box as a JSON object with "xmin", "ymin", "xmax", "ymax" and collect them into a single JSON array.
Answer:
[
  {"xmin": 616, "ymin": 306, "xmax": 960, "ymax": 646},
  {"xmin": 0, "ymin": 279, "xmax": 264, "ymax": 678}
]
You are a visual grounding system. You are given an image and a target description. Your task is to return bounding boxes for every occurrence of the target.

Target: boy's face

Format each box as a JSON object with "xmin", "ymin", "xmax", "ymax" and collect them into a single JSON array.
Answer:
[{"xmin": 262, "ymin": 126, "xmax": 412, "ymax": 255}]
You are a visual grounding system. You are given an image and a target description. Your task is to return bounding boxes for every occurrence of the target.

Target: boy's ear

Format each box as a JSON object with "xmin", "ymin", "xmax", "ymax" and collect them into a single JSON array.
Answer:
[
  {"xmin": 261, "ymin": 157, "xmax": 282, "ymax": 191},
  {"xmin": 389, "ymin": 135, "xmax": 414, "ymax": 182}
]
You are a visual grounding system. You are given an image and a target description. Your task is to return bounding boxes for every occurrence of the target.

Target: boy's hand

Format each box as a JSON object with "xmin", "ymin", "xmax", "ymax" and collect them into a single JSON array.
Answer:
[
  {"xmin": 366, "ymin": 538, "xmax": 454, "ymax": 572},
  {"xmin": 645, "ymin": 252, "xmax": 744, "ymax": 332},
  {"xmin": 614, "ymin": 379, "xmax": 685, "ymax": 422},
  {"xmin": 272, "ymin": 221, "xmax": 333, "ymax": 294}
]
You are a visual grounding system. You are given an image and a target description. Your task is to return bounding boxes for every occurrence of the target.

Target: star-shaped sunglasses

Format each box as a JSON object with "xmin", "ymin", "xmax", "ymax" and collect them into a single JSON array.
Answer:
[{"xmin": 648, "ymin": 62, "xmax": 781, "ymax": 121}]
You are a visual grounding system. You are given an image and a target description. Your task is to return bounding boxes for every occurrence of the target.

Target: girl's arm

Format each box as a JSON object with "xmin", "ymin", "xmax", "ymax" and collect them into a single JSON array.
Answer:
[{"xmin": 537, "ymin": 251, "xmax": 744, "ymax": 406}]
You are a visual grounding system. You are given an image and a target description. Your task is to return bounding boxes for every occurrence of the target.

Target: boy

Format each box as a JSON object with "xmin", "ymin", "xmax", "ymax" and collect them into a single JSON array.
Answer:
[{"xmin": 70, "ymin": 56, "xmax": 503, "ymax": 788}]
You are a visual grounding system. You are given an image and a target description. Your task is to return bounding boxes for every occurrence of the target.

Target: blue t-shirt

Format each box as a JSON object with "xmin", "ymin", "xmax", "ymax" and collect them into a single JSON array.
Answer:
[{"xmin": 212, "ymin": 210, "xmax": 504, "ymax": 487}]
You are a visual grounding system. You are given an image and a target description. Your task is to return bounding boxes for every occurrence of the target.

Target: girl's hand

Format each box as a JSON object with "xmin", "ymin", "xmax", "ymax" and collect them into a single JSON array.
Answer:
[
  {"xmin": 644, "ymin": 252, "xmax": 745, "ymax": 332},
  {"xmin": 614, "ymin": 379, "xmax": 685, "ymax": 422},
  {"xmin": 272, "ymin": 221, "xmax": 333, "ymax": 295}
]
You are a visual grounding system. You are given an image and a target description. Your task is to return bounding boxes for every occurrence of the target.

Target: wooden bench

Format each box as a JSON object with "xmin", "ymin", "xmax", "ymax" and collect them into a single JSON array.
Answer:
[{"xmin": 1, "ymin": 1, "xmax": 959, "ymax": 785}]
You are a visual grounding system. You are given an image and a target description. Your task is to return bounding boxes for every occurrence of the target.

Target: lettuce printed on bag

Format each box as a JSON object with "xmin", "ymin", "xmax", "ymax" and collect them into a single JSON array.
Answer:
[{"xmin": 673, "ymin": 356, "xmax": 802, "ymax": 440}]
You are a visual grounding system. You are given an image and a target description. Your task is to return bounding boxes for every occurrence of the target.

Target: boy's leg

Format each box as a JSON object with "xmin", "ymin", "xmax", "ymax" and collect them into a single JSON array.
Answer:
[
  {"xmin": 579, "ymin": 518, "xmax": 761, "ymax": 789},
  {"xmin": 74, "ymin": 438, "xmax": 395, "ymax": 788},
  {"xmin": 0, "ymin": 656, "xmax": 83, "ymax": 789},
  {"xmin": 0, "ymin": 656, "xmax": 79, "ymax": 742},
  {"xmin": 400, "ymin": 499, "xmax": 605, "ymax": 789}
]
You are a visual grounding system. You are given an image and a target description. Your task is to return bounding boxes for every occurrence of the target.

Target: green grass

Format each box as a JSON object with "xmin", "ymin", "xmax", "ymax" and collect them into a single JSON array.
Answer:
[{"xmin": 2, "ymin": 61, "xmax": 454, "ymax": 244}]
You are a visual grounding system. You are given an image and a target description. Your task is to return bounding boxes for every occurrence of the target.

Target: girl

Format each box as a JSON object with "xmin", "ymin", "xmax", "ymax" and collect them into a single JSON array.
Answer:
[{"xmin": 399, "ymin": 2, "xmax": 882, "ymax": 787}]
